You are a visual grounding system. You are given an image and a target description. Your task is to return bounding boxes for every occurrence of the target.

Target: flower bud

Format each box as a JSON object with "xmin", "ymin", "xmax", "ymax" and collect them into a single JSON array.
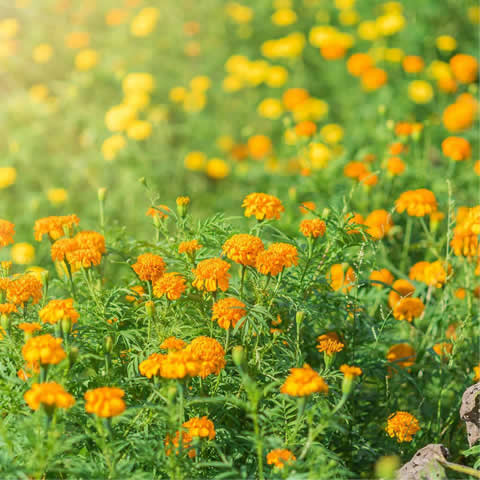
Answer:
[
  {"xmin": 0, "ymin": 313, "xmax": 11, "ymax": 332},
  {"xmin": 295, "ymin": 311, "xmax": 305, "ymax": 326},
  {"xmin": 232, "ymin": 346, "xmax": 245, "ymax": 367},
  {"xmin": 104, "ymin": 335, "xmax": 114, "ymax": 354},
  {"xmin": 145, "ymin": 300, "xmax": 155, "ymax": 317},
  {"xmin": 69, "ymin": 346, "xmax": 80, "ymax": 366},
  {"xmin": 97, "ymin": 187, "xmax": 107, "ymax": 202},
  {"xmin": 176, "ymin": 196, "xmax": 190, "ymax": 218}
]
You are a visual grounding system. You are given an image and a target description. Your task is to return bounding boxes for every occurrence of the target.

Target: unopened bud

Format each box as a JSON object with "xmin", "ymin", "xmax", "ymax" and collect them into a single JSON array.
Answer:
[
  {"xmin": 69, "ymin": 346, "xmax": 79, "ymax": 366},
  {"xmin": 232, "ymin": 346, "xmax": 245, "ymax": 367},
  {"xmin": 97, "ymin": 187, "xmax": 107, "ymax": 202},
  {"xmin": 0, "ymin": 314, "xmax": 11, "ymax": 332},
  {"xmin": 145, "ymin": 300, "xmax": 155, "ymax": 317},
  {"xmin": 61, "ymin": 317, "xmax": 72, "ymax": 335},
  {"xmin": 104, "ymin": 335, "xmax": 114, "ymax": 354},
  {"xmin": 295, "ymin": 311, "xmax": 305, "ymax": 326}
]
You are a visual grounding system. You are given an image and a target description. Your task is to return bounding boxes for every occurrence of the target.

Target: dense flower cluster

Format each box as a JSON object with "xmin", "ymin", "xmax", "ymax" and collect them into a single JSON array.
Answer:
[
  {"xmin": 84, "ymin": 387, "xmax": 126, "ymax": 418},
  {"xmin": 281, "ymin": 364, "xmax": 328, "ymax": 397}
]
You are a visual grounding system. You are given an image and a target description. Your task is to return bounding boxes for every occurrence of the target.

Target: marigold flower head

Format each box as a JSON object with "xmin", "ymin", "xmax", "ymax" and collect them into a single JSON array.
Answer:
[
  {"xmin": 18, "ymin": 322, "xmax": 42, "ymax": 334},
  {"xmin": 139, "ymin": 352, "xmax": 166, "ymax": 378},
  {"xmin": 450, "ymin": 207, "xmax": 480, "ymax": 257},
  {"xmin": 450, "ymin": 54, "xmax": 478, "ymax": 84},
  {"xmin": 256, "ymin": 243, "xmax": 298, "ymax": 276},
  {"xmin": 85, "ymin": 387, "xmax": 126, "ymax": 418},
  {"xmin": 39, "ymin": 298, "xmax": 79, "ymax": 325},
  {"xmin": 178, "ymin": 239, "xmax": 203, "ymax": 255},
  {"xmin": 433, "ymin": 342, "xmax": 453, "ymax": 358},
  {"xmin": 164, "ymin": 431, "xmax": 195, "ymax": 458},
  {"xmin": 346, "ymin": 212, "xmax": 364, "ymax": 234},
  {"xmin": 0, "ymin": 219, "xmax": 15, "ymax": 247},
  {"xmin": 299, "ymin": 201, "xmax": 316, "ymax": 214},
  {"xmin": 6, "ymin": 274, "xmax": 43, "ymax": 306},
  {"xmin": 281, "ymin": 364, "xmax": 328, "ymax": 397},
  {"xmin": 222, "ymin": 233, "xmax": 264, "ymax": 266},
  {"xmin": 409, "ymin": 261, "xmax": 429, "ymax": 282},
  {"xmin": 300, "ymin": 219, "xmax": 326, "ymax": 238},
  {"xmin": 153, "ymin": 272, "xmax": 187, "ymax": 300},
  {"xmin": 386, "ymin": 411, "xmax": 420, "ymax": 442},
  {"xmin": 340, "ymin": 364, "xmax": 362, "ymax": 379},
  {"xmin": 402, "ymin": 55, "xmax": 424, "ymax": 73},
  {"xmin": 347, "ymin": 53, "xmax": 374, "ymax": 77},
  {"xmin": 51, "ymin": 238, "xmax": 77, "ymax": 262},
  {"xmin": 158, "ymin": 349, "xmax": 200, "ymax": 379},
  {"xmin": 67, "ymin": 246, "xmax": 102, "ymax": 271},
  {"xmin": 473, "ymin": 364, "xmax": 480, "ymax": 382},
  {"xmin": 361, "ymin": 67, "xmax": 387, "ymax": 91},
  {"xmin": 34, "ymin": 214, "xmax": 80, "ymax": 241},
  {"xmin": 393, "ymin": 297, "xmax": 425, "ymax": 322},
  {"xmin": 370, "ymin": 269, "xmax": 394, "ymax": 288},
  {"xmin": 75, "ymin": 231, "xmax": 106, "ymax": 254},
  {"xmin": 132, "ymin": 253, "xmax": 166, "ymax": 282},
  {"xmin": 192, "ymin": 258, "xmax": 231, "ymax": 292},
  {"xmin": 24, "ymin": 382, "xmax": 75, "ymax": 411},
  {"xmin": 160, "ymin": 337, "xmax": 186, "ymax": 351},
  {"xmin": 386, "ymin": 156, "xmax": 405, "ymax": 176},
  {"xmin": 295, "ymin": 120, "xmax": 317, "ymax": 137},
  {"xmin": 387, "ymin": 343, "xmax": 416, "ymax": 368},
  {"xmin": 442, "ymin": 97, "xmax": 476, "ymax": 132},
  {"xmin": 442, "ymin": 137, "xmax": 471, "ymax": 161},
  {"xmin": 364, "ymin": 209, "xmax": 393, "ymax": 240},
  {"xmin": 266, "ymin": 449, "xmax": 296, "ymax": 469},
  {"xmin": 0, "ymin": 303, "xmax": 17, "ymax": 315},
  {"xmin": 22, "ymin": 334, "xmax": 66, "ymax": 366},
  {"xmin": 388, "ymin": 279, "xmax": 415, "ymax": 308},
  {"xmin": 242, "ymin": 193, "xmax": 284, "ymax": 221},
  {"xmin": 423, "ymin": 260, "xmax": 449, "ymax": 288},
  {"xmin": 328, "ymin": 264, "xmax": 356, "ymax": 293},
  {"xmin": 282, "ymin": 87, "xmax": 309, "ymax": 111},
  {"xmin": 344, "ymin": 161, "xmax": 368, "ymax": 179},
  {"xmin": 125, "ymin": 285, "xmax": 145, "ymax": 302},
  {"xmin": 183, "ymin": 416, "xmax": 216, "ymax": 440},
  {"xmin": 395, "ymin": 189, "xmax": 437, "ymax": 217},
  {"xmin": 359, "ymin": 171, "xmax": 378, "ymax": 187},
  {"xmin": 186, "ymin": 336, "xmax": 226, "ymax": 378},
  {"xmin": 316, "ymin": 332, "xmax": 344, "ymax": 355},
  {"xmin": 176, "ymin": 196, "xmax": 190, "ymax": 206},
  {"xmin": 247, "ymin": 135, "xmax": 272, "ymax": 159},
  {"xmin": 212, "ymin": 297, "xmax": 246, "ymax": 329},
  {"xmin": 146, "ymin": 204, "xmax": 170, "ymax": 219}
]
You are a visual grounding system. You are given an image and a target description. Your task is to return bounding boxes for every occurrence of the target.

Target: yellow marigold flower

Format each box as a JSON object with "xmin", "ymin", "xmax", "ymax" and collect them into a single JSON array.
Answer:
[
  {"xmin": 132, "ymin": 253, "xmax": 166, "ymax": 282},
  {"xmin": 47, "ymin": 188, "xmax": 68, "ymax": 206},
  {"xmin": 160, "ymin": 337, "xmax": 186, "ymax": 351},
  {"xmin": 22, "ymin": 334, "xmax": 66, "ymax": 366},
  {"xmin": 146, "ymin": 204, "xmax": 170, "ymax": 219},
  {"xmin": 386, "ymin": 411, "xmax": 420, "ymax": 442},
  {"xmin": 265, "ymin": 65, "xmax": 288, "ymax": 87},
  {"xmin": 178, "ymin": 239, "xmax": 202, "ymax": 255},
  {"xmin": 0, "ymin": 167, "xmax": 16, "ymax": 189},
  {"xmin": 340, "ymin": 364, "xmax": 362, "ymax": 378},
  {"xmin": 281, "ymin": 364, "xmax": 328, "ymax": 397},
  {"xmin": 442, "ymin": 137, "xmax": 471, "ymax": 161},
  {"xmin": 33, "ymin": 43, "xmax": 53, "ymax": 63},
  {"xmin": 386, "ymin": 344, "xmax": 416, "ymax": 368},
  {"xmin": 423, "ymin": 261, "xmax": 448, "ymax": 288},
  {"xmin": 158, "ymin": 349, "xmax": 199, "ymax": 379},
  {"xmin": 370, "ymin": 269, "xmax": 394, "ymax": 288},
  {"xmin": 256, "ymin": 243, "xmax": 298, "ymax": 276},
  {"xmin": 266, "ymin": 449, "xmax": 296, "ymax": 469},
  {"xmin": 388, "ymin": 279, "xmax": 415, "ymax": 308},
  {"xmin": 409, "ymin": 261, "xmax": 428, "ymax": 283},
  {"xmin": 212, "ymin": 297, "xmax": 246, "ymax": 329},
  {"xmin": 184, "ymin": 151, "xmax": 206, "ymax": 171},
  {"xmin": 10, "ymin": 242, "xmax": 35, "ymax": 265},
  {"xmin": 473, "ymin": 364, "xmax": 480, "ymax": 382},
  {"xmin": 24, "ymin": 382, "xmax": 75, "ymax": 411},
  {"xmin": 122, "ymin": 73, "xmax": 155, "ymax": 94},
  {"xmin": 102, "ymin": 134, "xmax": 127, "ymax": 161},
  {"xmin": 242, "ymin": 193, "xmax": 284, "ymax": 221},
  {"xmin": 139, "ymin": 352, "xmax": 166, "ymax": 378},
  {"xmin": 105, "ymin": 104, "xmax": 137, "ymax": 132},
  {"xmin": 433, "ymin": 342, "xmax": 452, "ymax": 358},
  {"xmin": 206, "ymin": 158, "xmax": 230, "ymax": 180},
  {"xmin": 18, "ymin": 322, "xmax": 42, "ymax": 334},
  {"xmin": 393, "ymin": 297, "xmax": 425, "ymax": 322},
  {"xmin": 186, "ymin": 336, "xmax": 226, "ymax": 378},
  {"xmin": 7, "ymin": 274, "xmax": 42, "ymax": 306},
  {"xmin": 75, "ymin": 49, "xmax": 99, "ymax": 71},
  {"xmin": 131, "ymin": 7, "xmax": 159, "ymax": 37},
  {"xmin": 316, "ymin": 332, "xmax": 344, "ymax": 355},
  {"xmin": 258, "ymin": 98, "xmax": 284, "ymax": 119},
  {"xmin": 328, "ymin": 264, "xmax": 356, "ymax": 293},
  {"xmin": 0, "ymin": 18, "xmax": 20, "ymax": 39},
  {"xmin": 0, "ymin": 303, "xmax": 17, "ymax": 315},
  {"xmin": 176, "ymin": 196, "xmax": 190, "ymax": 206},
  {"xmin": 300, "ymin": 219, "xmax": 326, "ymax": 238},
  {"xmin": 183, "ymin": 416, "xmax": 216, "ymax": 440},
  {"xmin": 34, "ymin": 214, "xmax": 80, "ymax": 241},
  {"xmin": 66, "ymin": 246, "xmax": 102, "ymax": 272},
  {"xmin": 222, "ymin": 233, "xmax": 264, "ymax": 267},
  {"xmin": 0, "ymin": 219, "xmax": 15, "ymax": 247},
  {"xmin": 39, "ymin": 298, "xmax": 79, "ymax": 325},
  {"xmin": 192, "ymin": 258, "xmax": 231, "ymax": 292},
  {"xmin": 65, "ymin": 31, "xmax": 90, "ymax": 49},
  {"xmin": 395, "ymin": 189, "xmax": 438, "ymax": 217},
  {"xmin": 84, "ymin": 387, "xmax": 126, "ymax": 419},
  {"xmin": 436, "ymin": 35, "xmax": 456, "ymax": 51},
  {"xmin": 153, "ymin": 272, "xmax": 187, "ymax": 300},
  {"xmin": 127, "ymin": 120, "xmax": 152, "ymax": 140}
]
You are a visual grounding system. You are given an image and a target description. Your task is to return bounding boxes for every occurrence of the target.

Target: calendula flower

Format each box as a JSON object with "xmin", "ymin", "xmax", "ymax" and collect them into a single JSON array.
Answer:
[
  {"xmin": 132, "ymin": 253, "xmax": 166, "ymax": 282},
  {"xmin": 242, "ymin": 193, "xmax": 284, "ymax": 220},
  {"xmin": 34, "ymin": 215, "xmax": 80, "ymax": 241},
  {"xmin": 364, "ymin": 210, "xmax": 394, "ymax": 240},
  {"xmin": 386, "ymin": 411, "xmax": 420, "ymax": 442},
  {"xmin": 0, "ymin": 219, "xmax": 15, "ymax": 247},
  {"xmin": 256, "ymin": 243, "xmax": 298, "ymax": 276},
  {"xmin": 186, "ymin": 336, "xmax": 226, "ymax": 378},
  {"xmin": 370, "ymin": 269, "xmax": 394, "ymax": 288},
  {"xmin": 281, "ymin": 364, "xmax": 328, "ymax": 396},
  {"xmin": 222, "ymin": 233, "xmax": 264, "ymax": 266},
  {"xmin": 300, "ymin": 219, "xmax": 326, "ymax": 238},
  {"xmin": 153, "ymin": 272, "xmax": 187, "ymax": 300},
  {"xmin": 386, "ymin": 344, "xmax": 416, "ymax": 368},
  {"xmin": 266, "ymin": 449, "xmax": 296, "ymax": 469},
  {"xmin": 39, "ymin": 298, "xmax": 79, "ymax": 325},
  {"xmin": 22, "ymin": 334, "xmax": 66, "ymax": 366},
  {"xmin": 192, "ymin": 258, "xmax": 231, "ymax": 292},
  {"xmin": 183, "ymin": 416, "xmax": 216, "ymax": 440},
  {"xmin": 24, "ymin": 382, "xmax": 75, "ymax": 411},
  {"xmin": 178, "ymin": 239, "xmax": 203, "ymax": 255},
  {"xmin": 6, "ymin": 274, "xmax": 43, "ymax": 306},
  {"xmin": 395, "ymin": 189, "xmax": 438, "ymax": 217},
  {"xmin": 212, "ymin": 297, "xmax": 246, "ymax": 329},
  {"xmin": 146, "ymin": 204, "xmax": 170, "ymax": 219},
  {"xmin": 409, "ymin": 261, "xmax": 429, "ymax": 282},
  {"xmin": 393, "ymin": 297, "xmax": 425, "ymax": 322},
  {"xmin": 84, "ymin": 387, "xmax": 126, "ymax": 418},
  {"xmin": 160, "ymin": 337, "xmax": 186, "ymax": 351},
  {"xmin": 316, "ymin": 332, "xmax": 344, "ymax": 355},
  {"xmin": 344, "ymin": 161, "xmax": 368, "ymax": 179}
]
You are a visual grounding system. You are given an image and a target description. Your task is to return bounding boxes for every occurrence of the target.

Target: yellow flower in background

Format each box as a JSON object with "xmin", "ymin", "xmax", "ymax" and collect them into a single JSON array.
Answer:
[
  {"xmin": 258, "ymin": 98, "xmax": 283, "ymax": 119},
  {"xmin": 11, "ymin": 242, "xmax": 35, "ymax": 265},
  {"xmin": 169, "ymin": 86, "xmax": 187, "ymax": 103},
  {"xmin": 0, "ymin": 19, "xmax": 19, "ymax": 39},
  {"xmin": 105, "ymin": 104, "xmax": 136, "ymax": 132},
  {"xmin": 131, "ymin": 8, "xmax": 159, "ymax": 37},
  {"xmin": 320, "ymin": 124, "xmax": 344, "ymax": 144},
  {"xmin": 65, "ymin": 31, "xmax": 90, "ymax": 49},
  {"xmin": 184, "ymin": 151, "xmax": 206, "ymax": 171},
  {"xmin": 272, "ymin": 9, "xmax": 297, "ymax": 26},
  {"xmin": 309, "ymin": 143, "xmax": 332, "ymax": 169},
  {"xmin": 436, "ymin": 35, "xmax": 456, "ymax": 52},
  {"xmin": 0, "ymin": 167, "xmax": 17, "ymax": 189},
  {"xmin": 33, "ymin": 43, "xmax": 53, "ymax": 63},
  {"xmin": 102, "ymin": 134, "xmax": 127, "ymax": 161},
  {"xmin": 124, "ymin": 91, "xmax": 150, "ymax": 111},
  {"xmin": 335, "ymin": 0, "xmax": 355, "ymax": 8},
  {"xmin": 226, "ymin": 3, "xmax": 253, "ymax": 23},
  {"xmin": 376, "ymin": 13, "xmax": 405, "ymax": 36},
  {"xmin": 357, "ymin": 20, "xmax": 378, "ymax": 41},
  {"xmin": 183, "ymin": 92, "xmax": 206, "ymax": 112},
  {"xmin": 385, "ymin": 48, "xmax": 404, "ymax": 63},
  {"xmin": 262, "ymin": 32, "xmax": 305, "ymax": 58},
  {"xmin": 408, "ymin": 80, "xmax": 434, "ymax": 104},
  {"xmin": 274, "ymin": 0, "xmax": 292, "ymax": 8},
  {"xmin": 468, "ymin": 6, "xmax": 480, "ymax": 24},
  {"xmin": 223, "ymin": 75, "xmax": 243, "ymax": 92},
  {"xmin": 123, "ymin": 73, "xmax": 155, "ymax": 94},
  {"xmin": 75, "ymin": 49, "xmax": 99, "ymax": 71},
  {"xmin": 190, "ymin": 75, "xmax": 211, "ymax": 92},
  {"xmin": 106, "ymin": 8, "xmax": 128, "ymax": 26},
  {"xmin": 127, "ymin": 120, "xmax": 152, "ymax": 140},
  {"xmin": 339, "ymin": 10, "xmax": 359, "ymax": 26},
  {"xmin": 29, "ymin": 84, "xmax": 49, "ymax": 103},
  {"xmin": 47, "ymin": 188, "xmax": 68, "ymax": 205},
  {"xmin": 206, "ymin": 158, "xmax": 230, "ymax": 180},
  {"xmin": 216, "ymin": 135, "xmax": 234, "ymax": 152},
  {"xmin": 265, "ymin": 65, "xmax": 288, "ymax": 87}
]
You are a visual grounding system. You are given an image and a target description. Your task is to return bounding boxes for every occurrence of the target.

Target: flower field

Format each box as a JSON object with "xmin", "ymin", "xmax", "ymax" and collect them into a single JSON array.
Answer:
[{"xmin": 0, "ymin": 0, "xmax": 479, "ymax": 478}]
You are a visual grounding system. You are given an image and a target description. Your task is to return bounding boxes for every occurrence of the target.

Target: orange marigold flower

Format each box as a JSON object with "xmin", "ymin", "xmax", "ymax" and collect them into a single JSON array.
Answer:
[
  {"xmin": 473, "ymin": 364, "xmax": 480, "ymax": 382},
  {"xmin": 125, "ymin": 285, "xmax": 145, "ymax": 302},
  {"xmin": 299, "ymin": 201, "xmax": 316, "ymax": 214},
  {"xmin": 433, "ymin": 342, "xmax": 453, "ymax": 358},
  {"xmin": 0, "ymin": 303, "xmax": 17, "ymax": 314},
  {"xmin": 359, "ymin": 171, "xmax": 378, "ymax": 187},
  {"xmin": 132, "ymin": 253, "xmax": 166, "ymax": 282},
  {"xmin": 178, "ymin": 239, "xmax": 202, "ymax": 255},
  {"xmin": 295, "ymin": 120, "xmax": 317, "ymax": 137},
  {"xmin": 442, "ymin": 100, "xmax": 476, "ymax": 133},
  {"xmin": 146, "ymin": 204, "xmax": 170, "ymax": 219},
  {"xmin": 386, "ymin": 156, "xmax": 406, "ymax": 176},
  {"xmin": 346, "ymin": 212, "xmax": 365, "ymax": 234},
  {"xmin": 386, "ymin": 344, "xmax": 416, "ymax": 368},
  {"xmin": 450, "ymin": 54, "xmax": 478, "ymax": 84},
  {"xmin": 395, "ymin": 122, "xmax": 414, "ymax": 137},
  {"xmin": 34, "ymin": 214, "xmax": 80, "ymax": 241},
  {"xmin": 39, "ymin": 298, "xmax": 79, "ymax": 325},
  {"xmin": 282, "ymin": 87, "xmax": 309, "ymax": 111},
  {"xmin": 316, "ymin": 332, "xmax": 344, "ymax": 355},
  {"xmin": 393, "ymin": 297, "xmax": 425, "ymax": 322},
  {"xmin": 370, "ymin": 269, "xmax": 394, "ymax": 288},
  {"xmin": 247, "ymin": 135, "xmax": 272, "ymax": 159},
  {"xmin": 51, "ymin": 238, "xmax": 77, "ymax": 262},
  {"xmin": 24, "ymin": 382, "xmax": 75, "ymax": 411},
  {"xmin": 212, "ymin": 297, "xmax": 246, "ymax": 329},
  {"xmin": 386, "ymin": 411, "xmax": 420, "ymax": 442},
  {"xmin": 423, "ymin": 260, "xmax": 449, "ymax": 288},
  {"xmin": 344, "ymin": 161, "xmax": 368, "ymax": 179},
  {"xmin": 183, "ymin": 416, "xmax": 216, "ymax": 440},
  {"xmin": 280, "ymin": 364, "xmax": 328, "ymax": 397},
  {"xmin": 409, "ymin": 261, "xmax": 429, "ymax": 282},
  {"xmin": 186, "ymin": 336, "xmax": 226, "ymax": 378},
  {"xmin": 364, "ymin": 209, "xmax": 393, "ymax": 240},
  {"xmin": 402, "ymin": 55, "xmax": 424, "ymax": 73},
  {"xmin": 6, "ymin": 274, "xmax": 43, "ymax": 306},
  {"xmin": 222, "ymin": 233, "xmax": 264, "ymax": 266},
  {"xmin": 139, "ymin": 352, "xmax": 166, "ymax": 378},
  {"xmin": 340, "ymin": 364, "xmax": 362, "ymax": 378},
  {"xmin": 75, "ymin": 231, "xmax": 106, "ymax": 254},
  {"xmin": 192, "ymin": 258, "xmax": 231, "ymax": 292},
  {"xmin": 300, "ymin": 218, "xmax": 326, "ymax": 238},
  {"xmin": 18, "ymin": 322, "xmax": 42, "ymax": 333},
  {"xmin": 242, "ymin": 192, "xmax": 285, "ymax": 221},
  {"xmin": 266, "ymin": 449, "xmax": 296, "ymax": 469},
  {"xmin": 388, "ymin": 279, "xmax": 415, "ymax": 308},
  {"xmin": 153, "ymin": 272, "xmax": 187, "ymax": 300},
  {"xmin": 0, "ymin": 219, "xmax": 15, "ymax": 247},
  {"xmin": 442, "ymin": 137, "xmax": 471, "ymax": 161},
  {"xmin": 85, "ymin": 387, "xmax": 126, "ymax": 418},
  {"xmin": 328, "ymin": 264, "xmax": 356, "ymax": 293},
  {"xmin": 361, "ymin": 67, "xmax": 387, "ymax": 91},
  {"xmin": 22, "ymin": 334, "xmax": 66, "ymax": 366},
  {"xmin": 256, "ymin": 243, "xmax": 298, "ymax": 276},
  {"xmin": 160, "ymin": 337, "xmax": 186, "ymax": 351},
  {"xmin": 347, "ymin": 53, "xmax": 374, "ymax": 77},
  {"xmin": 158, "ymin": 349, "xmax": 200, "ymax": 379},
  {"xmin": 389, "ymin": 142, "xmax": 407, "ymax": 155},
  {"xmin": 165, "ymin": 431, "xmax": 195, "ymax": 458},
  {"xmin": 67, "ymin": 246, "xmax": 102, "ymax": 271},
  {"xmin": 395, "ymin": 189, "xmax": 438, "ymax": 217}
]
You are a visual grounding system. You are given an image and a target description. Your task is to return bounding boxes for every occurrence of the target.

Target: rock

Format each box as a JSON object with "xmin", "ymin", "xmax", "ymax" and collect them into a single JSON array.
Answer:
[
  {"xmin": 460, "ymin": 382, "xmax": 480, "ymax": 448},
  {"xmin": 397, "ymin": 444, "xmax": 449, "ymax": 480}
]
